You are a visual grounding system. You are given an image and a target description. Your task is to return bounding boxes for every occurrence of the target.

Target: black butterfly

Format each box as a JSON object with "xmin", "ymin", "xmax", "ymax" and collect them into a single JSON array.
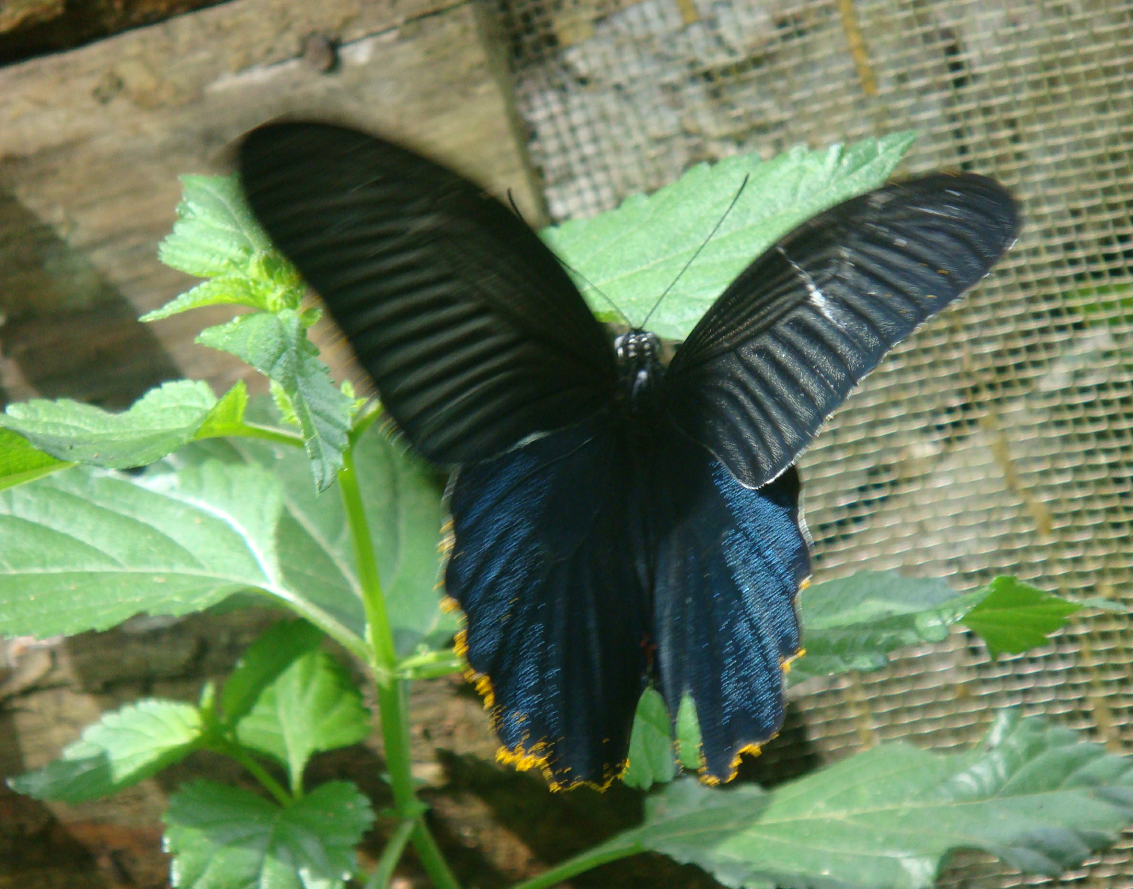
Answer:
[{"xmin": 238, "ymin": 122, "xmax": 1019, "ymax": 789}]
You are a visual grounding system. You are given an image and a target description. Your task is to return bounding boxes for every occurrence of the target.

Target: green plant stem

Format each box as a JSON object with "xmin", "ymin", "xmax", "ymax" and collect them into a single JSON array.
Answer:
[
  {"xmin": 339, "ymin": 445, "xmax": 460, "ymax": 888},
  {"xmin": 509, "ymin": 841, "xmax": 643, "ymax": 889},
  {"xmin": 410, "ymin": 818, "xmax": 461, "ymax": 889},
  {"xmin": 365, "ymin": 818, "xmax": 416, "ymax": 889},
  {"xmin": 340, "ymin": 448, "xmax": 399, "ymax": 679},
  {"xmin": 398, "ymin": 650, "xmax": 464, "ymax": 680},
  {"xmin": 206, "ymin": 738, "xmax": 292, "ymax": 807},
  {"xmin": 349, "ymin": 402, "xmax": 383, "ymax": 444},
  {"xmin": 374, "ymin": 681, "xmax": 417, "ymax": 813},
  {"xmin": 264, "ymin": 589, "xmax": 370, "ymax": 663},
  {"xmin": 226, "ymin": 421, "xmax": 307, "ymax": 447}
]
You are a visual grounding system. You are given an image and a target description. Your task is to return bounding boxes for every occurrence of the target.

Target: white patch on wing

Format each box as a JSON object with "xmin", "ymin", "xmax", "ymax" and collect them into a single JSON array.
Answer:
[{"xmin": 778, "ymin": 247, "xmax": 838, "ymax": 324}]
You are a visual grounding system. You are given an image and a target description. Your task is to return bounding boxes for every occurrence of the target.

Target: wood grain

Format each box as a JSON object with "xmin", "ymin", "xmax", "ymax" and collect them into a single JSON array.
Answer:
[{"xmin": 0, "ymin": 0, "xmax": 539, "ymax": 406}]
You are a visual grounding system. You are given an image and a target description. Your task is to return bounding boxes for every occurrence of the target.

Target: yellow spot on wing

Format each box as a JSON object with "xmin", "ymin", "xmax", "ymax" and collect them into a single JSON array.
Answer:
[
  {"xmin": 781, "ymin": 647, "xmax": 806, "ymax": 674},
  {"xmin": 442, "ymin": 584, "xmax": 629, "ymax": 792},
  {"xmin": 693, "ymin": 641, "xmax": 806, "ymax": 786}
]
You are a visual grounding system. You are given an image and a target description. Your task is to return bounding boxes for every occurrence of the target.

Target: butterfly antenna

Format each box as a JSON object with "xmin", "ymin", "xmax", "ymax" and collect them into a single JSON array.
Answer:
[
  {"xmin": 640, "ymin": 174, "xmax": 750, "ymax": 330},
  {"xmin": 507, "ymin": 189, "xmax": 632, "ymax": 328}
]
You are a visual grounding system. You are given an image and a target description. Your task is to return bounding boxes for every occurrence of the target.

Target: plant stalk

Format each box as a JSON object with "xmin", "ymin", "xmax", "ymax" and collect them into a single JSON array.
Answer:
[
  {"xmin": 398, "ymin": 650, "xmax": 464, "ymax": 680},
  {"xmin": 340, "ymin": 448, "xmax": 399, "ymax": 679},
  {"xmin": 410, "ymin": 818, "xmax": 461, "ymax": 889},
  {"xmin": 365, "ymin": 818, "xmax": 416, "ymax": 889},
  {"xmin": 205, "ymin": 739, "xmax": 292, "ymax": 807},
  {"xmin": 339, "ymin": 445, "xmax": 461, "ymax": 889},
  {"xmin": 226, "ymin": 421, "xmax": 307, "ymax": 447},
  {"xmin": 509, "ymin": 842, "xmax": 643, "ymax": 889}
]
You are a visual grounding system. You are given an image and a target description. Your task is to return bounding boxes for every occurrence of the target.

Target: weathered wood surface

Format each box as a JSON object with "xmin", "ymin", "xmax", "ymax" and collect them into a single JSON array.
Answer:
[
  {"xmin": 0, "ymin": 0, "xmax": 540, "ymax": 407},
  {"xmin": 0, "ymin": 3, "xmax": 545, "ymax": 884},
  {"xmin": 0, "ymin": 0, "xmax": 64, "ymax": 35}
]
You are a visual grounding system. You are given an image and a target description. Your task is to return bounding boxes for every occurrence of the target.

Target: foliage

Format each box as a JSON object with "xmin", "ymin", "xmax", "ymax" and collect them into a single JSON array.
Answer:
[
  {"xmin": 1, "ymin": 137, "xmax": 1126, "ymax": 889},
  {"xmin": 617, "ymin": 712, "xmax": 1133, "ymax": 889},
  {"xmin": 544, "ymin": 131, "xmax": 917, "ymax": 339}
]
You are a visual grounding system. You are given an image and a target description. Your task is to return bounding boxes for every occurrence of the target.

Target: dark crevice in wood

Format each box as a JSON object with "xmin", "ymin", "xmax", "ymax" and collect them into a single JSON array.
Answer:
[{"xmin": 0, "ymin": 0, "xmax": 233, "ymax": 68}]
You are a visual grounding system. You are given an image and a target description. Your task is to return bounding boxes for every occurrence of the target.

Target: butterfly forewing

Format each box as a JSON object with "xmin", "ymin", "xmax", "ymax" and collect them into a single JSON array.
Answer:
[
  {"xmin": 662, "ymin": 173, "xmax": 1020, "ymax": 489},
  {"xmin": 238, "ymin": 122, "xmax": 618, "ymax": 464}
]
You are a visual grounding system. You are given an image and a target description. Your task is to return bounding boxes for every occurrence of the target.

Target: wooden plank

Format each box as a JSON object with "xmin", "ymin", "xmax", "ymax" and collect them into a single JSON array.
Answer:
[{"xmin": 0, "ymin": 0, "xmax": 539, "ymax": 406}]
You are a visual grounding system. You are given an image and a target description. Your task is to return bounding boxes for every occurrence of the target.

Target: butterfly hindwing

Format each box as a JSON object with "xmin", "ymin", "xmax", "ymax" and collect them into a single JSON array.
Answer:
[
  {"xmin": 662, "ymin": 173, "xmax": 1020, "ymax": 489},
  {"xmin": 445, "ymin": 416, "xmax": 651, "ymax": 787},
  {"xmin": 650, "ymin": 428, "xmax": 810, "ymax": 782},
  {"xmin": 238, "ymin": 122, "xmax": 618, "ymax": 464}
]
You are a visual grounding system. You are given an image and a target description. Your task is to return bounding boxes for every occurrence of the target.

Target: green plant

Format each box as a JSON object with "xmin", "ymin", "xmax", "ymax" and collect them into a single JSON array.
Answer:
[{"xmin": 2, "ymin": 134, "xmax": 1130, "ymax": 889}]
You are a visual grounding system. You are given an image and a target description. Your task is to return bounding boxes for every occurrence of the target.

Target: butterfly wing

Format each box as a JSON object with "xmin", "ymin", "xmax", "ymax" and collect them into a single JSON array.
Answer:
[
  {"xmin": 238, "ymin": 122, "xmax": 617, "ymax": 464},
  {"xmin": 650, "ymin": 427, "xmax": 810, "ymax": 782},
  {"xmin": 662, "ymin": 173, "xmax": 1019, "ymax": 489},
  {"xmin": 445, "ymin": 416, "xmax": 650, "ymax": 788}
]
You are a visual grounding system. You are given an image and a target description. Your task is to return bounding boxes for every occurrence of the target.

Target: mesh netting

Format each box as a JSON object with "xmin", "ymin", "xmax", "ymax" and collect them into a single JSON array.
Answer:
[{"xmin": 493, "ymin": 0, "xmax": 1133, "ymax": 884}]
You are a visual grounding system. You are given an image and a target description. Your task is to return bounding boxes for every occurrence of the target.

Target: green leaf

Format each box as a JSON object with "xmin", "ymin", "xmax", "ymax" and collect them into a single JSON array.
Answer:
[
  {"xmin": 165, "ymin": 403, "xmax": 452, "ymax": 656},
  {"xmin": 791, "ymin": 571, "xmax": 977, "ymax": 682},
  {"xmin": 9, "ymin": 700, "xmax": 201, "ymax": 802},
  {"xmin": 623, "ymin": 690, "xmax": 677, "ymax": 790},
  {"xmin": 198, "ymin": 311, "xmax": 352, "ymax": 491},
  {"xmin": 270, "ymin": 378, "xmax": 303, "ymax": 429},
  {"xmin": 234, "ymin": 650, "xmax": 370, "ymax": 786},
  {"xmin": 164, "ymin": 779, "xmax": 374, "ymax": 889},
  {"xmin": 0, "ymin": 460, "xmax": 287, "ymax": 638},
  {"xmin": 962, "ymin": 576, "xmax": 1082, "ymax": 658},
  {"xmin": 625, "ymin": 572, "xmax": 987, "ymax": 786},
  {"xmin": 148, "ymin": 175, "xmax": 304, "ymax": 321},
  {"xmin": 193, "ymin": 380, "xmax": 249, "ymax": 439},
  {"xmin": 0, "ymin": 428, "xmax": 73, "ymax": 490},
  {"xmin": 544, "ymin": 132, "xmax": 916, "ymax": 339},
  {"xmin": 1078, "ymin": 596, "xmax": 1128, "ymax": 613},
  {"xmin": 158, "ymin": 175, "xmax": 275, "ymax": 279},
  {"xmin": 328, "ymin": 423, "xmax": 453, "ymax": 653},
  {"xmin": 141, "ymin": 278, "xmax": 271, "ymax": 321},
  {"xmin": 0, "ymin": 380, "xmax": 228, "ymax": 469},
  {"xmin": 220, "ymin": 620, "xmax": 325, "ymax": 726},
  {"xmin": 617, "ymin": 711, "xmax": 1133, "ymax": 889},
  {"xmin": 676, "ymin": 695, "xmax": 703, "ymax": 771}
]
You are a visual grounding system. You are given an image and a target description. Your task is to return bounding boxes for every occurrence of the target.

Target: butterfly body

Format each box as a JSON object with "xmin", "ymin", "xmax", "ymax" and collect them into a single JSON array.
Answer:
[
  {"xmin": 614, "ymin": 330, "xmax": 665, "ymax": 405},
  {"xmin": 238, "ymin": 122, "xmax": 1019, "ymax": 789}
]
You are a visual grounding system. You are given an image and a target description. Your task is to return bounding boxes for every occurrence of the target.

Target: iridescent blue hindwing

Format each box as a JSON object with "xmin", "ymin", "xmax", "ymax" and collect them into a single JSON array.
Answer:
[
  {"xmin": 445, "ymin": 416, "xmax": 651, "ymax": 788},
  {"xmin": 651, "ymin": 428, "xmax": 810, "ymax": 782}
]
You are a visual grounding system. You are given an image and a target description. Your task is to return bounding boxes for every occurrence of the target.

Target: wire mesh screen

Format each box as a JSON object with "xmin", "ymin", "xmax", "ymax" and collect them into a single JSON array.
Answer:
[{"xmin": 493, "ymin": 0, "xmax": 1133, "ymax": 884}]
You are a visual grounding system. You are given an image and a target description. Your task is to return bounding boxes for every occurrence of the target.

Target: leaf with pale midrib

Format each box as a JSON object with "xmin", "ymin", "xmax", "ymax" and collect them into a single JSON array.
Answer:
[
  {"xmin": 544, "ymin": 132, "xmax": 917, "ymax": 339},
  {"xmin": 158, "ymin": 175, "xmax": 275, "ymax": 278},
  {"xmin": 0, "ymin": 461, "xmax": 286, "ymax": 638},
  {"xmin": 154, "ymin": 405, "xmax": 452, "ymax": 657},
  {"xmin": 609, "ymin": 712, "xmax": 1133, "ymax": 889},
  {"xmin": 0, "ymin": 380, "xmax": 249, "ymax": 470}
]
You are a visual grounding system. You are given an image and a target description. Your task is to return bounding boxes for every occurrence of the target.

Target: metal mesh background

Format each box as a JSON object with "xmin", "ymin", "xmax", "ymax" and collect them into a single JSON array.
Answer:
[{"xmin": 492, "ymin": 0, "xmax": 1133, "ymax": 884}]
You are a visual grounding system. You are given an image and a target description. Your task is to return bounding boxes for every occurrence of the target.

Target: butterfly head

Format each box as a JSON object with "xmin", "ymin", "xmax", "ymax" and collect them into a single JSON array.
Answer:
[{"xmin": 614, "ymin": 330, "xmax": 663, "ymax": 404}]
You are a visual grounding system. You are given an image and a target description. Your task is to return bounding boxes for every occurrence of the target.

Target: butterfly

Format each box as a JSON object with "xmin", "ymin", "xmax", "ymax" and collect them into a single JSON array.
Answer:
[{"xmin": 237, "ymin": 122, "xmax": 1019, "ymax": 789}]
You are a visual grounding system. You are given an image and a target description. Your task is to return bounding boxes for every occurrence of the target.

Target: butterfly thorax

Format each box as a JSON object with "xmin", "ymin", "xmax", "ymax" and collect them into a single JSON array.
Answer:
[{"xmin": 614, "ymin": 330, "xmax": 664, "ymax": 408}]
